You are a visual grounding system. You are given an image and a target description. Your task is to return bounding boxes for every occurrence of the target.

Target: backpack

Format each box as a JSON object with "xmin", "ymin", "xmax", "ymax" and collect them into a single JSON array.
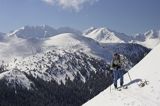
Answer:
[{"xmin": 111, "ymin": 54, "xmax": 121, "ymax": 69}]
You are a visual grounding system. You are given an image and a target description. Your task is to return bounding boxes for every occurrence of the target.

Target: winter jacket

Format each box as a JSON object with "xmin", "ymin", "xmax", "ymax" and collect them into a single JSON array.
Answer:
[{"xmin": 111, "ymin": 56, "xmax": 122, "ymax": 70}]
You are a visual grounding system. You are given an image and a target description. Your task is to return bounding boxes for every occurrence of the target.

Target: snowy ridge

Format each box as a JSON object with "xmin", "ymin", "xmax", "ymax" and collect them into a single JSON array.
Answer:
[
  {"xmin": 1, "ymin": 25, "xmax": 160, "ymax": 48},
  {"xmin": 0, "ymin": 32, "xmax": 113, "ymax": 89},
  {"xmin": 84, "ymin": 44, "xmax": 160, "ymax": 106},
  {"xmin": 7, "ymin": 25, "xmax": 81, "ymax": 39},
  {"xmin": 83, "ymin": 27, "xmax": 126, "ymax": 43},
  {"xmin": 83, "ymin": 27, "xmax": 160, "ymax": 49},
  {"xmin": 133, "ymin": 29, "xmax": 160, "ymax": 49},
  {"xmin": 0, "ymin": 49, "xmax": 110, "ymax": 89},
  {"xmin": 0, "ymin": 69, "xmax": 33, "ymax": 90},
  {"xmin": 8, "ymin": 25, "xmax": 58, "ymax": 39},
  {"xmin": 44, "ymin": 33, "xmax": 112, "ymax": 60},
  {"xmin": 1, "ymin": 32, "xmax": 112, "ymax": 61}
]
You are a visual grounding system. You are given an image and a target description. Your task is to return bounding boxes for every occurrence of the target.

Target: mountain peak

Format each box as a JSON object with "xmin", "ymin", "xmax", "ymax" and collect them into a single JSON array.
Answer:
[
  {"xmin": 8, "ymin": 25, "xmax": 58, "ymax": 39},
  {"xmin": 144, "ymin": 29, "xmax": 160, "ymax": 39},
  {"xmin": 83, "ymin": 27, "xmax": 131, "ymax": 43},
  {"xmin": 83, "ymin": 27, "xmax": 97, "ymax": 35}
]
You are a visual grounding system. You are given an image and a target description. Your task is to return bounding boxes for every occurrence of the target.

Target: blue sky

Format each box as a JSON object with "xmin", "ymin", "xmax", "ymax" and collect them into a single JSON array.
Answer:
[{"xmin": 0, "ymin": 0, "xmax": 160, "ymax": 35}]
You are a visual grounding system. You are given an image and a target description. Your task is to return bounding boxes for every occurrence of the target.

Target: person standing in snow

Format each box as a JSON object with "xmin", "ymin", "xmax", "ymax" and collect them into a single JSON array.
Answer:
[{"xmin": 111, "ymin": 53, "xmax": 124, "ymax": 89}]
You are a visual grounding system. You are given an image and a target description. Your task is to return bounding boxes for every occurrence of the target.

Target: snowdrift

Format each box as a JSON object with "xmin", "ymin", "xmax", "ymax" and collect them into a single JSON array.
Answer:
[{"xmin": 84, "ymin": 44, "xmax": 160, "ymax": 106}]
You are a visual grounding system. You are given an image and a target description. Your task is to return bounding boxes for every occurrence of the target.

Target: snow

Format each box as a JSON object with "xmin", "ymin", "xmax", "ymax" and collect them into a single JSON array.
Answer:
[
  {"xmin": 136, "ymin": 38, "xmax": 160, "ymax": 49},
  {"xmin": 8, "ymin": 25, "xmax": 58, "ymax": 39},
  {"xmin": 0, "ymin": 28, "xmax": 113, "ymax": 61},
  {"xmin": 0, "ymin": 46, "xmax": 112, "ymax": 89},
  {"xmin": 0, "ymin": 36, "xmax": 41, "ymax": 62},
  {"xmin": 2, "ymin": 25, "xmax": 160, "ymax": 49},
  {"xmin": 84, "ymin": 27, "xmax": 160, "ymax": 49},
  {"xmin": 7, "ymin": 25, "xmax": 81, "ymax": 39},
  {"xmin": 0, "ymin": 32, "xmax": 113, "ymax": 89},
  {"xmin": 84, "ymin": 27, "xmax": 125, "ymax": 43},
  {"xmin": 44, "ymin": 33, "xmax": 112, "ymax": 60},
  {"xmin": 84, "ymin": 44, "xmax": 160, "ymax": 106},
  {"xmin": 0, "ymin": 69, "xmax": 33, "ymax": 90},
  {"xmin": 44, "ymin": 33, "xmax": 83, "ymax": 48},
  {"xmin": 0, "ymin": 26, "xmax": 159, "ymax": 92},
  {"xmin": 133, "ymin": 29, "xmax": 160, "ymax": 49}
]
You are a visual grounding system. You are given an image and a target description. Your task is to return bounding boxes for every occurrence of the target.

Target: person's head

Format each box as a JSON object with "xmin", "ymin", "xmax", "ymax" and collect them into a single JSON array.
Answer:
[{"xmin": 113, "ymin": 53, "xmax": 119, "ymax": 59}]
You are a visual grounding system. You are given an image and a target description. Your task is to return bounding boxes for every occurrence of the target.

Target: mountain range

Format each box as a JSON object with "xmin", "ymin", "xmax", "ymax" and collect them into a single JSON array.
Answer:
[
  {"xmin": 7, "ymin": 25, "xmax": 81, "ymax": 39},
  {"xmin": 1, "ymin": 25, "xmax": 159, "ymax": 49},
  {"xmin": 0, "ymin": 25, "xmax": 156, "ymax": 105},
  {"xmin": 83, "ymin": 27, "xmax": 160, "ymax": 49}
]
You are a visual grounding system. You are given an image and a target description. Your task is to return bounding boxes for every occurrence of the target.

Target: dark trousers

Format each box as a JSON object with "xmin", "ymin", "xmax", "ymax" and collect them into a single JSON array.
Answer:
[{"xmin": 113, "ymin": 69, "xmax": 124, "ymax": 87}]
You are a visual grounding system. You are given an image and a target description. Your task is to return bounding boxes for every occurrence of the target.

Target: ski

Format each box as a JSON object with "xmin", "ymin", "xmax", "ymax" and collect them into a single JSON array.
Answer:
[
  {"xmin": 114, "ymin": 86, "xmax": 128, "ymax": 91},
  {"xmin": 122, "ymin": 85, "xmax": 128, "ymax": 89},
  {"xmin": 114, "ymin": 88, "xmax": 122, "ymax": 91}
]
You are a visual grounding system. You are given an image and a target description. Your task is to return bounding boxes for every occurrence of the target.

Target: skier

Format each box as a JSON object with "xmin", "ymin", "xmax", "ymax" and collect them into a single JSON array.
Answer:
[{"xmin": 111, "ymin": 53, "xmax": 124, "ymax": 89}]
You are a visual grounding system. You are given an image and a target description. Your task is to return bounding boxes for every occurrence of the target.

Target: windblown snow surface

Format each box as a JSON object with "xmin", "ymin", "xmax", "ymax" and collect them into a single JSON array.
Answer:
[{"xmin": 84, "ymin": 44, "xmax": 160, "ymax": 106}]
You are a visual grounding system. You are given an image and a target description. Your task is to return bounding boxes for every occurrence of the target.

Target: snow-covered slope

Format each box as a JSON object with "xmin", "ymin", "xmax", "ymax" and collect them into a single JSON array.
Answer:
[
  {"xmin": 0, "ymin": 33, "xmax": 112, "ymax": 88},
  {"xmin": 0, "ymin": 36, "xmax": 43, "ymax": 62},
  {"xmin": 83, "ymin": 27, "xmax": 132, "ymax": 43},
  {"xmin": 0, "ymin": 49, "xmax": 111, "ymax": 89},
  {"xmin": 84, "ymin": 43, "xmax": 160, "ymax": 106},
  {"xmin": 44, "ymin": 33, "xmax": 112, "ymax": 60},
  {"xmin": 133, "ymin": 29, "xmax": 160, "ymax": 49},
  {"xmin": 0, "ymin": 69, "xmax": 33, "ymax": 89}
]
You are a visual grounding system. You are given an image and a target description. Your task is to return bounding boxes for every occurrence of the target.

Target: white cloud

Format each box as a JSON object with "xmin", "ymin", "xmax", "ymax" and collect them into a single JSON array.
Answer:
[
  {"xmin": 42, "ymin": 0, "xmax": 98, "ymax": 11},
  {"xmin": 43, "ymin": 0, "xmax": 55, "ymax": 5}
]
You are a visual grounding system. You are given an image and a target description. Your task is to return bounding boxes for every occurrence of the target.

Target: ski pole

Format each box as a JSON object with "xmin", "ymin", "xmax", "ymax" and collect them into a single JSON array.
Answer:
[
  {"xmin": 110, "ymin": 85, "xmax": 111, "ymax": 93},
  {"xmin": 127, "ymin": 71, "xmax": 132, "ymax": 81}
]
